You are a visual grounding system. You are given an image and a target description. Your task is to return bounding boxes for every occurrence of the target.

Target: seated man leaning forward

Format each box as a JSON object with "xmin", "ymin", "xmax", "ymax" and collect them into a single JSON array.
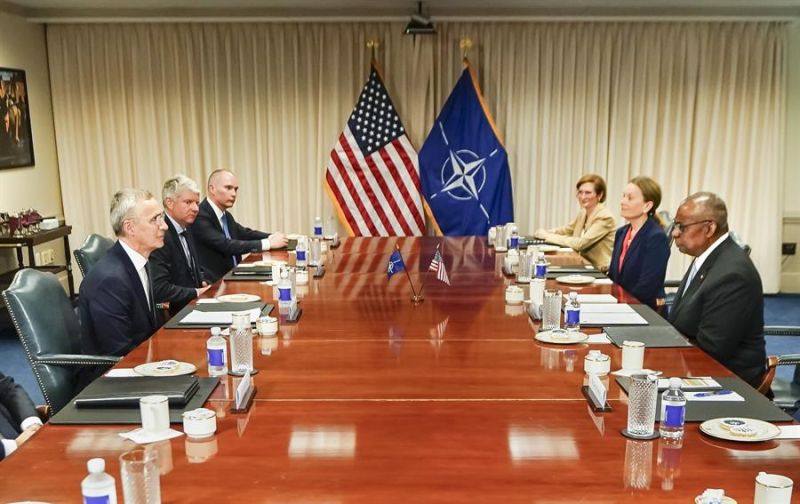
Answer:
[
  {"xmin": 668, "ymin": 192, "xmax": 766, "ymax": 387},
  {"xmin": 79, "ymin": 189, "xmax": 168, "ymax": 357},
  {"xmin": 192, "ymin": 169, "xmax": 288, "ymax": 282}
]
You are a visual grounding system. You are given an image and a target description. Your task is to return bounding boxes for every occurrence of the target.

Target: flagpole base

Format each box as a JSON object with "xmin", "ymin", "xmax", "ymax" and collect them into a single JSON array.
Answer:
[{"xmin": 410, "ymin": 294, "xmax": 425, "ymax": 304}]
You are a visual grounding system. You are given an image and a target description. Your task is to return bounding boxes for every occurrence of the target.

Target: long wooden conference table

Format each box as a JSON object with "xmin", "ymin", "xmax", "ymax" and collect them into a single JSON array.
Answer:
[{"xmin": 0, "ymin": 236, "xmax": 798, "ymax": 502}]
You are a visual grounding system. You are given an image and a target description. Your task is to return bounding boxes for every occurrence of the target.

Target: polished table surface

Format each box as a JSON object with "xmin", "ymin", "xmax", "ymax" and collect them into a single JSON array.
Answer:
[{"xmin": 0, "ymin": 236, "xmax": 797, "ymax": 503}]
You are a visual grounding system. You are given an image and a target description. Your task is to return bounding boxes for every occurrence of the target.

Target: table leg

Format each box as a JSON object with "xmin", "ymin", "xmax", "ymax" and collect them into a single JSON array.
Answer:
[
  {"xmin": 15, "ymin": 245, "xmax": 23, "ymax": 268},
  {"xmin": 27, "ymin": 246, "xmax": 35, "ymax": 267},
  {"xmin": 63, "ymin": 235, "xmax": 75, "ymax": 298}
]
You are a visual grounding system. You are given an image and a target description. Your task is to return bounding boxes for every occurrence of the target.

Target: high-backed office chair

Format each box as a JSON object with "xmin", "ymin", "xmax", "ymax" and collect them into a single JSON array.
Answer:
[
  {"xmin": 757, "ymin": 326, "xmax": 800, "ymax": 415},
  {"xmin": 73, "ymin": 233, "xmax": 114, "ymax": 276},
  {"xmin": 2, "ymin": 269, "xmax": 120, "ymax": 413}
]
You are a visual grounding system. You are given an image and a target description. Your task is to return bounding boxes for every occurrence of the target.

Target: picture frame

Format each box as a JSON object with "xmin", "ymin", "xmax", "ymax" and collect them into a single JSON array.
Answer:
[{"xmin": 0, "ymin": 67, "xmax": 35, "ymax": 169}]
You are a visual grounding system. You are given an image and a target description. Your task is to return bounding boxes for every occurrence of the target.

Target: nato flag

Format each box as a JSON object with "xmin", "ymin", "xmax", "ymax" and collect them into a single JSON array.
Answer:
[
  {"xmin": 387, "ymin": 250, "xmax": 406, "ymax": 279},
  {"xmin": 419, "ymin": 61, "xmax": 514, "ymax": 236}
]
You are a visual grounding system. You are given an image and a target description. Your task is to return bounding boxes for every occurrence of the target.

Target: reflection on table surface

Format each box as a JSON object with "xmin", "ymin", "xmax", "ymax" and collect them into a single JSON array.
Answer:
[{"xmin": 0, "ymin": 237, "xmax": 796, "ymax": 503}]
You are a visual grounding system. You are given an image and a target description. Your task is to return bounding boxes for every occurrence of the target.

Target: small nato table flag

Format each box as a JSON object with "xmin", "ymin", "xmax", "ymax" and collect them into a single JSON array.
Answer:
[
  {"xmin": 387, "ymin": 250, "xmax": 406, "ymax": 279},
  {"xmin": 419, "ymin": 59, "xmax": 514, "ymax": 236}
]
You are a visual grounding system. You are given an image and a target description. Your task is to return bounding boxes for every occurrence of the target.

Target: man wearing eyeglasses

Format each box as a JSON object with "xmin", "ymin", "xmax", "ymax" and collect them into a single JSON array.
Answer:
[
  {"xmin": 79, "ymin": 189, "xmax": 168, "ymax": 357},
  {"xmin": 669, "ymin": 192, "xmax": 765, "ymax": 387}
]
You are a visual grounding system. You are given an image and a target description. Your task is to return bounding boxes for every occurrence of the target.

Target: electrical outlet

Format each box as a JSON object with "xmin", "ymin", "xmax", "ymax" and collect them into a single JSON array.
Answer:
[
  {"xmin": 783, "ymin": 243, "xmax": 797, "ymax": 256},
  {"xmin": 42, "ymin": 249, "xmax": 54, "ymax": 265}
]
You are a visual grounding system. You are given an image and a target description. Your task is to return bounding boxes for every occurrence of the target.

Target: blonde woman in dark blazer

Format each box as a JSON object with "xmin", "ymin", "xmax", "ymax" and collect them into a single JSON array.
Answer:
[{"xmin": 534, "ymin": 174, "xmax": 616, "ymax": 270}]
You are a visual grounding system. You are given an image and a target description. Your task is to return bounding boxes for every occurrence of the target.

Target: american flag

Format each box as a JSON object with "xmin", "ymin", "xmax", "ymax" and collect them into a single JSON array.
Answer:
[
  {"xmin": 428, "ymin": 248, "xmax": 450, "ymax": 285},
  {"xmin": 325, "ymin": 63, "xmax": 425, "ymax": 236}
]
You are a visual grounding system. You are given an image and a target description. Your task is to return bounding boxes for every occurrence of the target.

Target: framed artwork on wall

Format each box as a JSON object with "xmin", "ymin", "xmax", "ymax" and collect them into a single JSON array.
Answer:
[{"xmin": 0, "ymin": 67, "xmax": 35, "ymax": 169}]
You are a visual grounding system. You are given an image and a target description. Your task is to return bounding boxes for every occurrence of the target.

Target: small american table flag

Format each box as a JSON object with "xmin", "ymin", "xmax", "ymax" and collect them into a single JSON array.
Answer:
[
  {"xmin": 325, "ymin": 62, "xmax": 425, "ymax": 236},
  {"xmin": 428, "ymin": 247, "xmax": 450, "ymax": 286}
]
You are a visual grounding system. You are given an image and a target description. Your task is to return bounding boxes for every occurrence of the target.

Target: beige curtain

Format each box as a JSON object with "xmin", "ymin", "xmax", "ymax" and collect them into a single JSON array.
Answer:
[{"xmin": 47, "ymin": 21, "xmax": 785, "ymax": 291}]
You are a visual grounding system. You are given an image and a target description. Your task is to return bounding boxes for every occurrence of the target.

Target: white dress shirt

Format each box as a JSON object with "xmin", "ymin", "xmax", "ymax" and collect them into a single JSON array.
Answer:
[
  {"xmin": 207, "ymin": 199, "xmax": 270, "ymax": 251},
  {"xmin": 119, "ymin": 238, "xmax": 151, "ymax": 305},
  {"xmin": 1, "ymin": 416, "xmax": 43, "ymax": 457}
]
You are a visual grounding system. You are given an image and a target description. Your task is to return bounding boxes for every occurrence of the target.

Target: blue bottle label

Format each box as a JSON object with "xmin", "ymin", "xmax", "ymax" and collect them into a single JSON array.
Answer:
[
  {"xmin": 566, "ymin": 309, "xmax": 580, "ymax": 326},
  {"xmin": 84, "ymin": 496, "xmax": 111, "ymax": 504},
  {"xmin": 279, "ymin": 287, "xmax": 292, "ymax": 302},
  {"xmin": 535, "ymin": 264, "xmax": 547, "ymax": 277},
  {"xmin": 207, "ymin": 348, "xmax": 224, "ymax": 366},
  {"xmin": 314, "ymin": 226, "xmax": 323, "ymax": 236},
  {"xmin": 297, "ymin": 250, "xmax": 306, "ymax": 261},
  {"xmin": 510, "ymin": 236, "xmax": 519, "ymax": 248},
  {"xmin": 663, "ymin": 404, "xmax": 685, "ymax": 428}
]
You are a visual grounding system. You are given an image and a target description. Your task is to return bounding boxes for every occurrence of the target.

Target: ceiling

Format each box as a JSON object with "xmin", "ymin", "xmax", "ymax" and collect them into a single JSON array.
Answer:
[{"xmin": 2, "ymin": 0, "xmax": 799, "ymax": 22}]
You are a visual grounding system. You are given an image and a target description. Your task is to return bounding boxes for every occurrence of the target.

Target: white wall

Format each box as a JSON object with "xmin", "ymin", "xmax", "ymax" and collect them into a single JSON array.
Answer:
[
  {"xmin": 782, "ymin": 21, "xmax": 800, "ymax": 292},
  {"xmin": 0, "ymin": 10, "xmax": 65, "ymax": 276}
]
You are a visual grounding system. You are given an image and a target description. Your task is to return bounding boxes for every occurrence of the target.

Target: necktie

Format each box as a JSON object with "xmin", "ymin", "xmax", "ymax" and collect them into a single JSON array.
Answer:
[
  {"xmin": 220, "ymin": 214, "xmax": 238, "ymax": 266},
  {"xmin": 179, "ymin": 230, "xmax": 197, "ymax": 283}
]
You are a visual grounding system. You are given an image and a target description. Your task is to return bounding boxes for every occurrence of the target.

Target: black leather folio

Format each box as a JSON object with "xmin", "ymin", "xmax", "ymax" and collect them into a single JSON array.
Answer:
[{"xmin": 73, "ymin": 376, "xmax": 199, "ymax": 408}]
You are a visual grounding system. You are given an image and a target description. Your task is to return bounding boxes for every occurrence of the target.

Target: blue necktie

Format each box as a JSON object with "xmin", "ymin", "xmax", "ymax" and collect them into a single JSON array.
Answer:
[{"xmin": 220, "ymin": 214, "xmax": 238, "ymax": 266}]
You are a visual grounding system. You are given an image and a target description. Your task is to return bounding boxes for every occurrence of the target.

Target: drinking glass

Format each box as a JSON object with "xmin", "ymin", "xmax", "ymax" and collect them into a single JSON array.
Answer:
[
  {"xmin": 120, "ymin": 449, "xmax": 161, "ymax": 504},
  {"xmin": 229, "ymin": 312, "xmax": 253, "ymax": 376},
  {"xmin": 541, "ymin": 289, "xmax": 562, "ymax": 330},
  {"xmin": 626, "ymin": 373, "xmax": 659, "ymax": 437},
  {"xmin": 517, "ymin": 252, "xmax": 532, "ymax": 283}
]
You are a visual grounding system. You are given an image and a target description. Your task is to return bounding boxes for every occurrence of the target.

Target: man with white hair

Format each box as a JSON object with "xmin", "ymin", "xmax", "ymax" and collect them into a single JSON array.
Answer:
[
  {"xmin": 669, "ymin": 191, "xmax": 766, "ymax": 387},
  {"xmin": 150, "ymin": 175, "xmax": 210, "ymax": 315},
  {"xmin": 79, "ymin": 189, "xmax": 168, "ymax": 356},
  {"xmin": 193, "ymin": 169, "xmax": 288, "ymax": 281}
]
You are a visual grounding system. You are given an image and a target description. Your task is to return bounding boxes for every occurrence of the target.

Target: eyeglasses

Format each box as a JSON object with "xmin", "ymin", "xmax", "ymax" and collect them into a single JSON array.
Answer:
[{"xmin": 672, "ymin": 219, "xmax": 712, "ymax": 232}]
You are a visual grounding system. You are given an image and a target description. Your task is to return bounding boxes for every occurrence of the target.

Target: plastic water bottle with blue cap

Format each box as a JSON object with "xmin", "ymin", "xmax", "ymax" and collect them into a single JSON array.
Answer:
[
  {"xmin": 660, "ymin": 377, "xmax": 686, "ymax": 439},
  {"xmin": 565, "ymin": 291, "xmax": 581, "ymax": 332},
  {"xmin": 313, "ymin": 216, "xmax": 323, "ymax": 238},
  {"xmin": 81, "ymin": 458, "xmax": 117, "ymax": 503}
]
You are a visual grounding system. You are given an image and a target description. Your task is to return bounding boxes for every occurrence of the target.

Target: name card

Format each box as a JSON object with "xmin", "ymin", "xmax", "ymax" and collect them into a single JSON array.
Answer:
[
  {"xmin": 235, "ymin": 371, "xmax": 252, "ymax": 410},
  {"xmin": 589, "ymin": 373, "xmax": 607, "ymax": 406}
]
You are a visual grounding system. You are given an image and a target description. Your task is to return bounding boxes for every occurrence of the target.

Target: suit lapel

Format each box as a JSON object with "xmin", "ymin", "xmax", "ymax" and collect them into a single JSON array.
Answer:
[
  {"xmin": 166, "ymin": 218, "xmax": 195, "ymax": 280},
  {"xmin": 619, "ymin": 219, "xmax": 649, "ymax": 274},
  {"xmin": 202, "ymin": 199, "xmax": 224, "ymax": 234},
  {"xmin": 114, "ymin": 243, "xmax": 155, "ymax": 327},
  {"xmin": 670, "ymin": 237, "xmax": 732, "ymax": 319}
]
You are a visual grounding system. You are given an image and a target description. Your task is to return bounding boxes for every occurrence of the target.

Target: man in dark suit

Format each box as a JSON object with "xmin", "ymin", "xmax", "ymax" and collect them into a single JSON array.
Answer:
[
  {"xmin": 669, "ymin": 192, "xmax": 765, "ymax": 387},
  {"xmin": 79, "ymin": 189, "xmax": 168, "ymax": 357},
  {"xmin": 193, "ymin": 169, "xmax": 288, "ymax": 281},
  {"xmin": 0, "ymin": 372, "xmax": 42, "ymax": 460},
  {"xmin": 151, "ymin": 175, "xmax": 210, "ymax": 315}
]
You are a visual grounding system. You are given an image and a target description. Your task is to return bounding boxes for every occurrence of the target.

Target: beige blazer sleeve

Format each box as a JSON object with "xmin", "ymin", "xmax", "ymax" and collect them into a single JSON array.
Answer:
[{"xmin": 541, "ymin": 206, "xmax": 615, "ymax": 252}]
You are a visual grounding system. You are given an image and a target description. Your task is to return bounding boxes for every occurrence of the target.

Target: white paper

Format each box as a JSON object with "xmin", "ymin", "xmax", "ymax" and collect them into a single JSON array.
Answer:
[
  {"xmin": 104, "ymin": 368, "xmax": 141, "ymax": 377},
  {"xmin": 593, "ymin": 278, "xmax": 614, "ymax": 285},
  {"xmin": 588, "ymin": 373, "xmax": 607, "ymax": 405},
  {"xmin": 196, "ymin": 298, "xmax": 220, "ymax": 304},
  {"xmin": 235, "ymin": 263, "xmax": 257, "ymax": 268},
  {"xmin": 685, "ymin": 390, "xmax": 745, "ymax": 402},
  {"xmin": 656, "ymin": 377, "xmax": 721, "ymax": 390},
  {"xmin": 580, "ymin": 303, "xmax": 635, "ymax": 314},
  {"xmin": 565, "ymin": 294, "xmax": 617, "ymax": 304},
  {"xmin": 581, "ymin": 312, "xmax": 648, "ymax": 325},
  {"xmin": 611, "ymin": 368, "xmax": 659, "ymax": 377},
  {"xmin": 180, "ymin": 307, "xmax": 261, "ymax": 325},
  {"xmin": 777, "ymin": 426, "xmax": 800, "ymax": 439},
  {"xmin": 119, "ymin": 427, "xmax": 183, "ymax": 444},
  {"xmin": 236, "ymin": 371, "xmax": 253, "ymax": 409},
  {"xmin": 586, "ymin": 333, "xmax": 612, "ymax": 344}
]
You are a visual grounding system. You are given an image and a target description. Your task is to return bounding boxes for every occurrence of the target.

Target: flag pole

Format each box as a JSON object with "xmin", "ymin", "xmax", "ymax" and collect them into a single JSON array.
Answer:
[
  {"xmin": 367, "ymin": 39, "xmax": 379, "ymax": 62},
  {"xmin": 418, "ymin": 242, "xmax": 440, "ymax": 297},
  {"xmin": 396, "ymin": 243, "xmax": 424, "ymax": 304},
  {"xmin": 459, "ymin": 37, "xmax": 473, "ymax": 61}
]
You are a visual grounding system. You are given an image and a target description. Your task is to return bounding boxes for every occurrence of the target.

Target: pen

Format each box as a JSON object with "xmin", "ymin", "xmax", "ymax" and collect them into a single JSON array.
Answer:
[{"xmin": 693, "ymin": 389, "xmax": 733, "ymax": 397}]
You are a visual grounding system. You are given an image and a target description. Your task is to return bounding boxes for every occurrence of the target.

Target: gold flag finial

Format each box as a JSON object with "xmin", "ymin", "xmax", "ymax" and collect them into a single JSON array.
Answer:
[
  {"xmin": 367, "ymin": 39, "xmax": 380, "ymax": 60},
  {"xmin": 459, "ymin": 38, "xmax": 473, "ymax": 59}
]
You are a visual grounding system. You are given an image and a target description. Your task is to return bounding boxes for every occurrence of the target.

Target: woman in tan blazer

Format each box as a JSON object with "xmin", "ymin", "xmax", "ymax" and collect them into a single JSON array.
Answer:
[{"xmin": 534, "ymin": 174, "xmax": 616, "ymax": 270}]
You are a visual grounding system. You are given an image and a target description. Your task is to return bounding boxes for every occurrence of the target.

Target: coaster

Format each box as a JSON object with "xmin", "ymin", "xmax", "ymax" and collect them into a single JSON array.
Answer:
[
  {"xmin": 621, "ymin": 428, "xmax": 660, "ymax": 440},
  {"xmin": 228, "ymin": 368, "xmax": 260, "ymax": 377}
]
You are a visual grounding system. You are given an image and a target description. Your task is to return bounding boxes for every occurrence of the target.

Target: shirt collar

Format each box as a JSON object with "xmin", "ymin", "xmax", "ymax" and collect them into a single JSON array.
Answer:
[
  {"xmin": 206, "ymin": 199, "xmax": 226, "ymax": 221},
  {"xmin": 694, "ymin": 232, "xmax": 729, "ymax": 271},
  {"xmin": 118, "ymin": 238, "xmax": 148, "ymax": 271},
  {"xmin": 166, "ymin": 213, "xmax": 186, "ymax": 234}
]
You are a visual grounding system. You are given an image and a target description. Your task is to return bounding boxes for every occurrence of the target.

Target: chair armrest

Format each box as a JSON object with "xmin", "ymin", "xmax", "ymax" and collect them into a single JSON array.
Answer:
[
  {"xmin": 764, "ymin": 326, "xmax": 800, "ymax": 337},
  {"xmin": 777, "ymin": 354, "xmax": 800, "ymax": 366},
  {"xmin": 37, "ymin": 354, "xmax": 121, "ymax": 366},
  {"xmin": 36, "ymin": 405, "xmax": 51, "ymax": 422}
]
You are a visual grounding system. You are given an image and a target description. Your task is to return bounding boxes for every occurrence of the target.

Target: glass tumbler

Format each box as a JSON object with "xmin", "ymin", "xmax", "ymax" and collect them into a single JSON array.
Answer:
[
  {"xmin": 120, "ymin": 449, "xmax": 161, "ymax": 504},
  {"xmin": 626, "ymin": 373, "xmax": 659, "ymax": 438},
  {"xmin": 229, "ymin": 312, "xmax": 253, "ymax": 376},
  {"xmin": 541, "ymin": 289, "xmax": 562, "ymax": 330}
]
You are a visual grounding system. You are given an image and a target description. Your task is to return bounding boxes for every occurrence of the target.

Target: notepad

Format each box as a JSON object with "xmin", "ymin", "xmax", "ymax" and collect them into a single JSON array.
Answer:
[
  {"xmin": 581, "ymin": 312, "xmax": 648, "ymax": 326},
  {"xmin": 180, "ymin": 307, "xmax": 262, "ymax": 325},
  {"xmin": 566, "ymin": 294, "xmax": 617, "ymax": 304},
  {"xmin": 579, "ymin": 303, "xmax": 635, "ymax": 313}
]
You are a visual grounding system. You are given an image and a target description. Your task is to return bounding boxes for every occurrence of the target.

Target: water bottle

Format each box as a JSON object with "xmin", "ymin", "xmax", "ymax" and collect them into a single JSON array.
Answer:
[
  {"xmin": 659, "ymin": 377, "xmax": 686, "ymax": 439},
  {"xmin": 278, "ymin": 269, "xmax": 293, "ymax": 310},
  {"xmin": 81, "ymin": 458, "xmax": 118, "ymax": 504},
  {"xmin": 565, "ymin": 291, "xmax": 581, "ymax": 332},
  {"xmin": 313, "ymin": 216, "xmax": 323, "ymax": 238},
  {"xmin": 309, "ymin": 238, "xmax": 322, "ymax": 267},
  {"xmin": 206, "ymin": 326, "xmax": 227, "ymax": 376},
  {"xmin": 295, "ymin": 237, "xmax": 307, "ymax": 267},
  {"xmin": 534, "ymin": 252, "xmax": 548, "ymax": 280},
  {"xmin": 509, "ymin": 230, "xmax": 519, "ymax": 250}
]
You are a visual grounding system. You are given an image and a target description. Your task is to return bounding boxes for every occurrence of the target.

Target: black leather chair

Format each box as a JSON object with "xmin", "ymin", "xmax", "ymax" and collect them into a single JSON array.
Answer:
[
  {"xmin": 758, "ymin": 326, "xmax": 800, "ymax": 415},
  {"xmin": 2, "ymin": 269, "xmax": 120, "ymax": 413},
  {"xmin": 73, "ymin": 234, "xmax": 114, "ymax": 276}
]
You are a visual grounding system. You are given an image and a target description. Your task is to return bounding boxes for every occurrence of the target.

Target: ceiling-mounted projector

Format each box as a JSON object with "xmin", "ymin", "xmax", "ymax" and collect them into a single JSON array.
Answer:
[{"xmin": 404, "ymin": 2, "xmax": 436, "ymax": 35}]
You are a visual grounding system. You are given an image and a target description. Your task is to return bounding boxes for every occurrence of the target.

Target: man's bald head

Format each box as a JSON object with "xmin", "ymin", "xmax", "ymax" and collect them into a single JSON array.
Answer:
[
  {"xmin": 207, "ymin": 169, "xmax": 239, "ymax": 209},
  {"xmin": 672, "ymin": 191, "xmax": 729, "ymax": 257}
]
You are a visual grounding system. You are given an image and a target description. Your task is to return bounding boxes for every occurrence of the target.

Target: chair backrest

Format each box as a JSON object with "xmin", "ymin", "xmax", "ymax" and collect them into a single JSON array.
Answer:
[
  {"xmin": 2, "ymin": 269, "xmax": 85, "ymax": 412},
  {"xmin": 74, "ymin": 234, "xmax": 115, "ymax": 276},
  {"xmin": 728, "ymin": 230, "xmax": 752, "ymax": 256}
]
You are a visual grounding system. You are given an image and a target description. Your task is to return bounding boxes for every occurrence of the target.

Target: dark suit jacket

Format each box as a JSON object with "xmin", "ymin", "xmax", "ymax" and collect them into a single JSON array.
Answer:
[
  {"xmin": 150, "ymin": 218, "xmax": 205, "ymax": 314},
  {"xmin": 608, "ymin": 216, "xmax": 670, "ymax": 309},
  {"xmin": 0, "ymin": 372, "xmax": 38, "ymax": 460},
  {"xmin": 192, "ymin": 198, "xmax": 269, "ymax": 282},
  {"xmin": 669, "ymin": 236, "xmax": 766, "ymax": 387},
  {"xmin": 78, "ymin": 241, "xmax": 158, "ymax": 357}
]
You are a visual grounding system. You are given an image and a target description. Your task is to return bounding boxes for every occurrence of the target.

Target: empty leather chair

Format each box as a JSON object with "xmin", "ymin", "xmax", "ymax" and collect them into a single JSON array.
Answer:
[
  {"xmin": 73, "ymin": 234, "xmax": 115, "ymax": 276},
  {"xmin": 2, "ymin": 269, "xmax": 119, "ymax": 413}
]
